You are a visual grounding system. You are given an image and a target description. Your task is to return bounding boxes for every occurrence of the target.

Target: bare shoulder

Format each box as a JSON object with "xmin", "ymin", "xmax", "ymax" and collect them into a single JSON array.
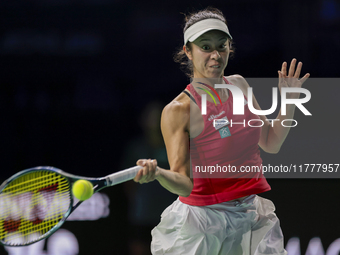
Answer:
[
  {"xmin": 225, "ymin": 74, "xmax": 250, "ymax": 95},
  {"xmin": 162, "ymin": 92, "xmax": 190, "ymax": 118},
  {"xmin": 161, "ymin": 92, "xmax": 190, "ymax": 131}
]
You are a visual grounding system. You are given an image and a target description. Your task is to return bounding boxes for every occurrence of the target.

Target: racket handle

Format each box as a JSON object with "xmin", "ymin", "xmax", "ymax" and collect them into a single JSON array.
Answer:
[{"xmin": 106, "ymin": 166, "xmax": 143, "ymax": 186}]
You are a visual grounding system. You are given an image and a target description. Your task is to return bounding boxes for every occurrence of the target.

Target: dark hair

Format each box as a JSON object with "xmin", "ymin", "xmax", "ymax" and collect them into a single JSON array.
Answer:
[{"xmin": 173, "ymin": 7, "xmax": 235, "ymax": 78}]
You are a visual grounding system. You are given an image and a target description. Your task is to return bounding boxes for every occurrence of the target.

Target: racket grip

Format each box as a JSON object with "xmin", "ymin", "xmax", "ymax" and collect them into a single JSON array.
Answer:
[{"xmin": 106, "ymin": 166, "xmax": 143, "ymax": 186}]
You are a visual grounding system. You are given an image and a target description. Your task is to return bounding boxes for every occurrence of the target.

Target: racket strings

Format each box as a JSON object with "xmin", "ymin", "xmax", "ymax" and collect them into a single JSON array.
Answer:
[{"xmin": 0, "ymin": 171, "xmax": 71, "ymax": 245}]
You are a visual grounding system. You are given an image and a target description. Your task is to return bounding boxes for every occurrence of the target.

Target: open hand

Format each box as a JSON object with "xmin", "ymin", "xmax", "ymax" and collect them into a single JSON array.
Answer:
[{"xmin": 278, "ymin": 58, "xmax": 310, "ymax": 99}]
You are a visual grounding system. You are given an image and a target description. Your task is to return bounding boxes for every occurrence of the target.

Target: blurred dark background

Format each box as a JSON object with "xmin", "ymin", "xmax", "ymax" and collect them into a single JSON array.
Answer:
[{"xmin": 0, "ymin": 0, "xmax": 339, "ymax": 254}]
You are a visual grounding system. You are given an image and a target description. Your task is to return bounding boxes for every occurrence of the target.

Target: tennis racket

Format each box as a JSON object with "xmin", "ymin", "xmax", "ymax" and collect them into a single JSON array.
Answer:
[{"xmin": 0, "ymin": 165, "xmax": 142, "ymax": 246}]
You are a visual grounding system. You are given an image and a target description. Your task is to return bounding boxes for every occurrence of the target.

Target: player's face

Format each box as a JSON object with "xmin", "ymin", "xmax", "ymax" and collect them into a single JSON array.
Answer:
[{"xmin": 185, "ymin": 30, "xmax": 230, "ymax": 79}]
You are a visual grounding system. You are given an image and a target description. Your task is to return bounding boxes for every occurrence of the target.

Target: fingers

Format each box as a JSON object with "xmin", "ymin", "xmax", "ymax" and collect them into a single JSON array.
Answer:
[
  {"xmin": 300, "ymin": 72, "xmax": 310, "ymax": 85},
  {"xmin": 294, "ymin": 61, "xmax": 302, "ymax": 78},
  {"xmin": 133, "ymin": 168, "xmax": 143, "ymax": 182},
  {"xmin": 278, "ymin": 70, "xmax": 282, "ymax": 85},
  {"xmin": 281, "ymin": 61, "xmax": 287, "ymax": 77},
  {"xmin": 288, "ymin": 58, "xmax": 296, "ymax": 77},
  {"xmin": 143, "ymin": 160, "xmax": 153, "ymax": 182},
  {"xmin": 281, "ymin": 58, "xmax": 310, "ymax": 81},
  {"xmin": 134, "ymin": 159, "xmax": 158, "ymax": 184},
  {"xmin": 136, "ymin": 159, "xmax": 145, "ymax": 167}
]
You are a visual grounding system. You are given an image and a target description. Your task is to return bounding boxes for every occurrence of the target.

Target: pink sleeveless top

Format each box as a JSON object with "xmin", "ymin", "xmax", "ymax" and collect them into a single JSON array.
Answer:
[{"xmin": 179, "ymin": 78, "xmax": 271, "ymax": 206}]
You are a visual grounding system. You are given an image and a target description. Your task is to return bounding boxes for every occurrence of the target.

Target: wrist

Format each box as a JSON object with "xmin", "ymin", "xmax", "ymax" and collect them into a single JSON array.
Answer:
[{"xmin": 155, "ymin": 166, "xmax": 162, "ymax": 180}]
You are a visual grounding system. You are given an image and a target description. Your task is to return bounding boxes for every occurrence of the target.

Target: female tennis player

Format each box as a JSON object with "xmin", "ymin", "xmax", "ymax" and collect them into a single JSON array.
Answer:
[{"xmin": 134, "ymin": 7, "xmax": 309, "ymax": 255}]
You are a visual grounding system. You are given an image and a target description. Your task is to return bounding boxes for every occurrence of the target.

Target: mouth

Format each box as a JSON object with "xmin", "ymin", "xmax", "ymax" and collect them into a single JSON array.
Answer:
[{"xmin": 210, "ymin": 65, "xmax": 221, "ymax": 69}]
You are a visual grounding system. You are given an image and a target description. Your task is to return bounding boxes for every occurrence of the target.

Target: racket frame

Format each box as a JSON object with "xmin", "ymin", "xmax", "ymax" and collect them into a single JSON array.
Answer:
[{"xmin": 0, "ymin": 165, "xmax": 141, "ymax": 246}]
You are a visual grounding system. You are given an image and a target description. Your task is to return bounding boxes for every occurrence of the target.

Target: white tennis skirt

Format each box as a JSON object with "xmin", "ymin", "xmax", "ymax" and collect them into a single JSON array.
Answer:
[{"xmin": 151, "ymin": 195, "xmax": 287, "ymax": 255}]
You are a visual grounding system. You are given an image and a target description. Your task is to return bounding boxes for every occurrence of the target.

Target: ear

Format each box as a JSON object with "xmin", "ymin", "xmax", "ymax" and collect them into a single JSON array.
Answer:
[{"xmin": 183, "ymin": 45, "xmax": 193, "ymax": 61}]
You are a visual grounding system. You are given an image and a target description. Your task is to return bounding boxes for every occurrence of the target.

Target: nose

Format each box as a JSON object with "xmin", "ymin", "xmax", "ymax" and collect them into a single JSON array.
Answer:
[{"xmin": 211, "ymin": 50, "xmax": 221, "ymax": 60}]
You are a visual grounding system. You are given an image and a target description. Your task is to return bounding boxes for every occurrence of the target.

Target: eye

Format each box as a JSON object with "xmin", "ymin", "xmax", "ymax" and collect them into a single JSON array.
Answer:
[
  {"xmin": 219, "ymin": 44, "xmax": 227, "ymax": 50},
  {"xmin": 202, "ymin": 45, "xmax": 210, "ymax": 50}
]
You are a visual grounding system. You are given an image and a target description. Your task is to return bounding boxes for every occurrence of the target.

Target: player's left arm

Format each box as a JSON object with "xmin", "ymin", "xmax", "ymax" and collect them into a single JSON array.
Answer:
[{"xmin": 232, "ymin": 58, "xmax": 310, "ymax": 153}]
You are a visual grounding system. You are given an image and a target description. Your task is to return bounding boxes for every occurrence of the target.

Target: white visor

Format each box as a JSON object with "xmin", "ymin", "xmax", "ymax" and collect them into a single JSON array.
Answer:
[{"xmin": 184, "ymin": 19, "xmax": 232, "ymax": 45}]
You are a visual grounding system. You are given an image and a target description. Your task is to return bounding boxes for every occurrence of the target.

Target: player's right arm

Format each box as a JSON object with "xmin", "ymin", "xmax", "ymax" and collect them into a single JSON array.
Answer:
[{"xmin": 134, "ymin": 95, "xmax": 193, "ymax": 197}]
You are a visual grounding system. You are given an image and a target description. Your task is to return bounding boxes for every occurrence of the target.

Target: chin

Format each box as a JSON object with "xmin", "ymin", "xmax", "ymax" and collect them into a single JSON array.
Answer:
[{"xmin": 208, "ymin": 73, "xmax": 223, "ymax": 78}]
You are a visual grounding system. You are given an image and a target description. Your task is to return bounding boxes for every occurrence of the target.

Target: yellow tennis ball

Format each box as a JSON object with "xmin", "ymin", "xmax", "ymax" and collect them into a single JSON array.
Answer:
[{"xmin": 72, "ymin": 180, "xmax": 93, "ymax": 201}]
